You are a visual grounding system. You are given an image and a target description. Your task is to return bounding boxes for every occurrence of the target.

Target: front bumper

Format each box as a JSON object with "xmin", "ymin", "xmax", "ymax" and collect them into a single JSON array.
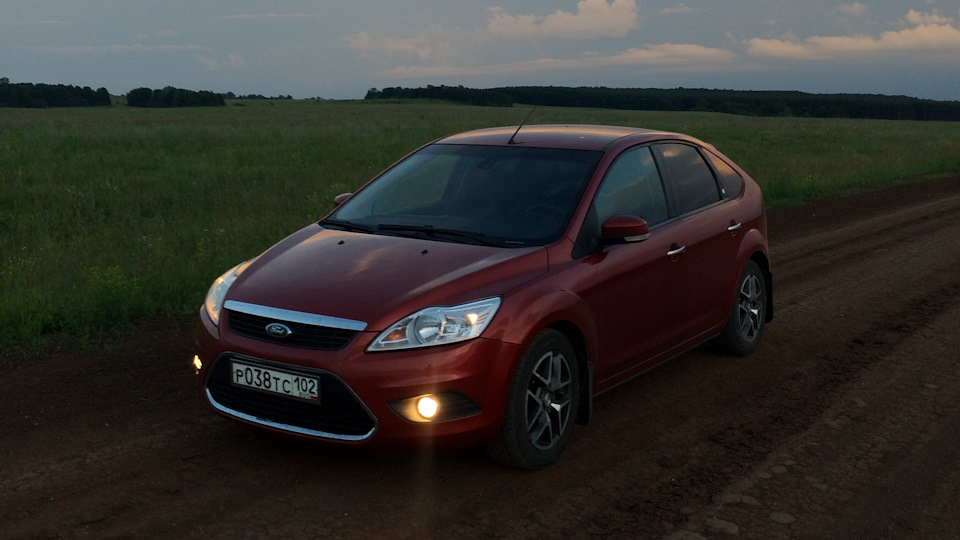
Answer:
[{"xmin": 193, "ymin": 309, "xmax": 524, "ymax": 448}]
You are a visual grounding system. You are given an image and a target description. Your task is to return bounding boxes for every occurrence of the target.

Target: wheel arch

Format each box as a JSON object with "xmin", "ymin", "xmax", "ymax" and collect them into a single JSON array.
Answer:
[
  {"xmin": 544, "ymin": 320, "xmax": 593, "ymax": 425},
  {"xmin": 748, "ymin": 251, "xmax": 774, "ymax": 322},
  {"xmin": 734, "ymin": 225, "xmax": 773, "ymax": 324}
]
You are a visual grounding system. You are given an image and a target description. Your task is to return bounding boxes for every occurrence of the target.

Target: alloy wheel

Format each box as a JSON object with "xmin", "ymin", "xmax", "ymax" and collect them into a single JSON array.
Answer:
[
  {"xmin": 524, "ymin": 350, "xmax": 574, "ymax": 451},
  {"xmin": 738, "ymin": 273, "xmax": 765, "ymax": 342}
]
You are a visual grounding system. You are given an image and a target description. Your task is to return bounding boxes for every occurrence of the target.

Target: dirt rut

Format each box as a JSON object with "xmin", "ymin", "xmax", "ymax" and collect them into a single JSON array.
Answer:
[{"xmin": 2, "ymin": 176, "xmax": 959, "ymax": 539}]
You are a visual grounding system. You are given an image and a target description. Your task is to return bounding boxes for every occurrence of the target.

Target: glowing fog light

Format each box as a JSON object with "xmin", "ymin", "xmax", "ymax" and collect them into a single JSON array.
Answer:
[
  {"xmin": 192, "ymin": 355, "xmax": 203, "ymax": 372},
  {"xmin": 389, "ymin": 392, "xmax": 480, "ymax": 423},
  {"xmin": 416, "ymin": 396, "xmax": 440, "ymax": 419}
]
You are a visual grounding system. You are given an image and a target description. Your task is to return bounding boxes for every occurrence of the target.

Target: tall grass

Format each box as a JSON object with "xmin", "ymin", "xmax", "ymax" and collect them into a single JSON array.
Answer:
[{"xmin": 2, "ymin": 101, "xmax": 959, "ymax": 352}]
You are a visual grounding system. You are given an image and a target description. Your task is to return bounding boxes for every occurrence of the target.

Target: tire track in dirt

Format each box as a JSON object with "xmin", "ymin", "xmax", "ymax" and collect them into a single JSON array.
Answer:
[
  {"xmin": 1, "ymin": 177, "xmax": 959, "ymax": 539},
  {"xmin": 665, "ymin": 280, "xmax": 960, "ymax": 539}
]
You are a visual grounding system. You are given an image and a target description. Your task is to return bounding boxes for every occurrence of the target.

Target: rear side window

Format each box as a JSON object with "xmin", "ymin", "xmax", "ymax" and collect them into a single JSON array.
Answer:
[
  {"xmin": 706, "ymin": 150, "xmax": 744, "ymax": 199},
  {"xmin": 655, "ymin": 143, "xmax": 721, "ymax": 216}
]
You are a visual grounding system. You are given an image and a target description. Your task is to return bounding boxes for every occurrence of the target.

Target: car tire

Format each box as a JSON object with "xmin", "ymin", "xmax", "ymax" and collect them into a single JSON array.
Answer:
[
  {"xmin": 486, "ymin": 329, "xmax": 579, "ymax": 470},
  {"xmin": 715, "ymin": 259, "xmax": 767, "ymax": 356}
]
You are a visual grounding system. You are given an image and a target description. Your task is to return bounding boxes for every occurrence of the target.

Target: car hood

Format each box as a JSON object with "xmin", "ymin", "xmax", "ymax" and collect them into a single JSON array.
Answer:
[{"xmin": 226, "ymin": 224, "xmax": 548, "ymax": 330}]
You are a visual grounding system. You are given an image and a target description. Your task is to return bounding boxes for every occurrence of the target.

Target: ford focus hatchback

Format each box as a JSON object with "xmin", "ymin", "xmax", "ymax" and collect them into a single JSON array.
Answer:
[{"xmin": 193, "ymin": 124, "xmax": 773, "ymax": 469}]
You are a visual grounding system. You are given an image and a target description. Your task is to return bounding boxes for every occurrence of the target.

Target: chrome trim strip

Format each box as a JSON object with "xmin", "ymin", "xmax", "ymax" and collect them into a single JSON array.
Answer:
[
  {"xmin": 224, "ymin": 300, "xmax": 368, "ymax": 331},
  {"xmin": 206, "ymin": 389, "xmax": 376, "ymax": 442}
]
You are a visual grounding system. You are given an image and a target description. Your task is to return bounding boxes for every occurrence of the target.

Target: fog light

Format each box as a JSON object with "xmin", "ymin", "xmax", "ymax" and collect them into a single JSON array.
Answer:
[
  {"xmin": 388, "ymin": 391, "xmax": 480, "ymax": 423},
  {"xmin": 192, "ymin": 355, "xmax": 203, "ymax": 373},
  {"xmin": 416, "ymin": 396, "xmax": 440, "ymax": 419}
]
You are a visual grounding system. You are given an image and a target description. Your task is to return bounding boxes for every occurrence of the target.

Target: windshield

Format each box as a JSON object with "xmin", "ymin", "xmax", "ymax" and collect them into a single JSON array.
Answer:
[{"xmin": 326, "ymin": 144, "xmax": 602, "ymax": 247}]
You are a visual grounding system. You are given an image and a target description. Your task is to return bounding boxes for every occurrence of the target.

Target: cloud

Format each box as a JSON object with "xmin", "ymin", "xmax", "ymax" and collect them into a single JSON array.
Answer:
[
  {"xmin": 344, "ymin": 27, "xmax": 457, "ymax": 61},
  {"xmin": 746, "ymin": 12, "xmax": 960, "ymax": 59},
  {"xmin": 486, "ymin": 0, "xmax": 639, "ymax": 40},
  {"xmin": 660, "ymin": 4, "xmax": 695, "ymax": 15},
  {"xmin": 838, "ymin": 3, "xmax": 867, "ymax": 17},
  {"xmin": 196, "ymin": 53, "xmax": 246, "ymax": 71},
  {"xmin": 344, "ymin": 31, "xmax": 429, "ymax": 59},
  {"xmin": 906, "ymin": 9, "xmax": 953, "ymax": 25},
  {"xmin": 348, "ymin": 0, "xmax": 731, "ymax": 83},
  {"xmin": 382, "ymin": 43, "xmax": 736, "ymax": 79},
  {"xmin": 345, "ymin": 0, "xmax": 642, "ymax": 70},
  {"xmin": 30, "ymin": 43, "xmax": 210, "ymax": 57},
  {"xmin": 217, "ymin": 14, "xmax": 315, "ymax": 21},
  {"xmin": 134, "ymin": 30, "xmax": 177, "ymax": 40},
  {"xmin": 611, "ymin": 43, "xmax": 737, "ymax": 65},
  {"xmin": 346, "ymin": 2, "xmax": 641, "ymax": 62}
]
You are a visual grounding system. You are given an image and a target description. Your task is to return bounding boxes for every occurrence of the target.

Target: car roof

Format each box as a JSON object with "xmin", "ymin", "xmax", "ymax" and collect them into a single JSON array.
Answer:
[{"xmin": 434, "ymin": 124, "xmax": 694, "ymax": 151}]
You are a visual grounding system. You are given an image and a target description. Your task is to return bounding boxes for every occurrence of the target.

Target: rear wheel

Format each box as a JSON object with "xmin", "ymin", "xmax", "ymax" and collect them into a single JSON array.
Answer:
[
  {"xmin": 716, "ymin": 259, "xmax": 767, "ymax": 356},
  {"xmin": 486, "ymin": 329, "xmax": 579, "ymax": 470}
]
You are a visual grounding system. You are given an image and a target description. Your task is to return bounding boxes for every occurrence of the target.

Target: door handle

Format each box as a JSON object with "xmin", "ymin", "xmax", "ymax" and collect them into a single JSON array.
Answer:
[
  {"xmin": 667, "ymin": 246, "xmax": 686, "ymax": 257},
  {"xmin": 727, "ymin": 222, "xmax": 743, "ymax": 232}
]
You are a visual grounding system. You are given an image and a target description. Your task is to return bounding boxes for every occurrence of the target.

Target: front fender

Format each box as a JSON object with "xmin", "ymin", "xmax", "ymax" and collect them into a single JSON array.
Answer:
[{"xmin": 495, "ymin": 288, "xmax": 596, "ymax": 352}]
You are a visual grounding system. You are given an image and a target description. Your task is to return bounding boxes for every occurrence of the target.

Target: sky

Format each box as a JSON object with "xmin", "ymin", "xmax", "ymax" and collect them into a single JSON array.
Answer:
[{"xmin": 2, "ymin": 1, "xmax": 959, "ymax": 101}]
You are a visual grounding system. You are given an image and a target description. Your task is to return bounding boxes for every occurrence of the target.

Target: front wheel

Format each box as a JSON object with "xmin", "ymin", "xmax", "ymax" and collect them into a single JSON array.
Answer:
[
  {"xmin": 486, "ymin": 329, "xmax": 579, "ymax": 470},
  {"xmin": 715, "ymin": 259, "xmax": 768, "ymax": 356}
]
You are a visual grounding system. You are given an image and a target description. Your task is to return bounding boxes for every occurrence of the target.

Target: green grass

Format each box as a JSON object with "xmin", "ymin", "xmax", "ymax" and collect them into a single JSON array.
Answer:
[{"xmin": 2, "ymin": 100, "xmax": 959, "ymax": 352}]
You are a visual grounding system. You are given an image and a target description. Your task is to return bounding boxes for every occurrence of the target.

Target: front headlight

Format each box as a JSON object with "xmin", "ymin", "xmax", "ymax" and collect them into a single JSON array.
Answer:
[
  {"xmin": 368, "ymin": 297, "xmax": 502, "ymax": 351},
  {"xmin": 203, "ymin": 260, "xmax": 253, "ymax": 326}
]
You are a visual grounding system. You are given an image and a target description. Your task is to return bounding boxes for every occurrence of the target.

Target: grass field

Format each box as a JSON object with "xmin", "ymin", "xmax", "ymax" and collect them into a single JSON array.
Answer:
[{"xmin": 2, "ymin": 100, "xmax": 959, "ymax": 352}]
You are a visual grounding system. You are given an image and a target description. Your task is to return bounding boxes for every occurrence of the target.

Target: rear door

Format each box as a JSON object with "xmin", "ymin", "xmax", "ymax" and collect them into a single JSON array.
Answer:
[{"xmin": 653, "ymin": 143, "xmax": 740, "ymax": 337}]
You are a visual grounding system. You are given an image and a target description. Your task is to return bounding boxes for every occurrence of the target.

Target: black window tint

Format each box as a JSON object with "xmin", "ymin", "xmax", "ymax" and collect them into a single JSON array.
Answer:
[
  {"xmin": 656, "ymin": 143, "xmax": 721, "ymax": 215},
  {"xmin": 332, "ymin": 144, "xmax": 602, "ymax": 247},
  {"xmin": 706, "ymin": 150, "xmax": 743, "ymax": 199},
  {"xmin": 594, "ymin": 146, "xmax": 668, "ymax": 225}
]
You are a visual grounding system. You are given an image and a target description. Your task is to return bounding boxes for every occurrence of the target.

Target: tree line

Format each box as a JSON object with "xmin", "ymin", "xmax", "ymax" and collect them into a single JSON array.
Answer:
[
  {"xmin": 0, "ymin": 78, "xmax": 229, "ymax": 108},
  {"xmin": 0, "ymin": 79, "xmax": 111, "ymax": 108},
  {"xmin": 365, "ymin": 85, "xmax": 513, "ymax": 107},
  {"xmin": 364, "ymin": 85, "xmax": 960, "ymax": 122},
  {"xmin": 222, "ymin": 92, "xmax": 295, "ymax": 100},
  {"xmin": 126, "ymin": 87, "xmax": 225, "ymax": 108}
]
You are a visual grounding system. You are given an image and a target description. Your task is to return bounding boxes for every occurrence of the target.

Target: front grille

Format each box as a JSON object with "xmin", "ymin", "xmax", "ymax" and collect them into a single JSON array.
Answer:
[
  {"xmin": 206, "ymin": 356, "xmax": 376, "ymax": 439},
  {"xmin": 227, "ymin": 309, "xmax": 358, "ymax": 350}
]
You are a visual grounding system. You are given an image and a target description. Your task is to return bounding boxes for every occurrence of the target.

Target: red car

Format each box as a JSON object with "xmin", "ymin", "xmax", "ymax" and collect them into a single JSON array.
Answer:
[{"xmin": 193, "ymin": 124, "xmax": 772, "ymax": 469}]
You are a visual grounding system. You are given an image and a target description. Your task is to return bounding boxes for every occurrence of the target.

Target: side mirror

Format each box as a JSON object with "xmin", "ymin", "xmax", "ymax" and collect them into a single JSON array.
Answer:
[
  {"xmin": 601, "ymin": 215, "xmax": 650, "ymax": 244},
  {"xmin": 333, "ymin": 193, "xmax": 353, "ymax": 207}
]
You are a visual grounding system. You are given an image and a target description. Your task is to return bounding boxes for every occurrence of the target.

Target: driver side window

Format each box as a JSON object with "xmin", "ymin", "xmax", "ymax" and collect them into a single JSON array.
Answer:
[{"xmin": 594, "ymin": 146, "xmax": 668, "ymax": 226}]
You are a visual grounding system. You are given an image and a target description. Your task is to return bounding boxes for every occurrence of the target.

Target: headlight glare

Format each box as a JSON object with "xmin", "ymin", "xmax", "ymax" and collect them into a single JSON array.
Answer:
[{"xmin": 368, "ymin": 297, "xmax": 501, "ymax": 351}]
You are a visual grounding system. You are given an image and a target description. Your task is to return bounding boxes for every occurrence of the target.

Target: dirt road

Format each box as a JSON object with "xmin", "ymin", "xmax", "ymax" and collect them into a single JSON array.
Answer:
[{"xmin": 3, "ymin": 176, "xmax": 959, "ymax": 539}]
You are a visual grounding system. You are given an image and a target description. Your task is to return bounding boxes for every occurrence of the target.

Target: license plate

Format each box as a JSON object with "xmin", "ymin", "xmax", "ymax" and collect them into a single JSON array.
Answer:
[{"xmin": 231, "ymin": 361, "xmax": 319, "ymax": 402}]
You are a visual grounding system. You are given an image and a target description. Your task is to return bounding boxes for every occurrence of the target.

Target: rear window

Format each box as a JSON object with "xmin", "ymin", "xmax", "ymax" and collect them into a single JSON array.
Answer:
[
  {"xmin": 706, "ymin": 151, "xmax": 744, "ymax": 199},
  {"xmin": 655, "ymin": 143, "xmax": 722, "ymax": 216}
]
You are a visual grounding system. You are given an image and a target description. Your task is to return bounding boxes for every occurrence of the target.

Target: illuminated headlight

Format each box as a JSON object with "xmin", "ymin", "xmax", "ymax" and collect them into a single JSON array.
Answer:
[
  {"xmin": 203, "ymin": 260, "xmax": 254, "ymax": 326},
  {"xmin": 368, "ymin": 297, "xmax": 501, "ymax": 351}
]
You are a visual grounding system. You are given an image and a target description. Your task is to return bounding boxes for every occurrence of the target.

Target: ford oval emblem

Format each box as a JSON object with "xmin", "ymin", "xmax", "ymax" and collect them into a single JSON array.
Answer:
[{"xmin": 265, "ymin": 322, "xmax": 293, "ymax": 339}]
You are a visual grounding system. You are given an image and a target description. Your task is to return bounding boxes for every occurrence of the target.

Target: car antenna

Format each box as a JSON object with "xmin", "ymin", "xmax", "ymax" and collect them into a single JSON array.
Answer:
[{"xmin": 508, "ymin": 106, "xmax": 537, "ymax": 145}]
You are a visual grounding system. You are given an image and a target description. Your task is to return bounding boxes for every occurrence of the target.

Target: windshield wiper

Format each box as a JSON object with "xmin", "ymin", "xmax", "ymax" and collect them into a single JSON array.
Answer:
[
  {"xmin": 319, "ymin": 218, "xmax": 377, "ymax": 234},
  {"xmin": 376, "ymin": 224, "xmax": 502, "ymax": 247}
]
